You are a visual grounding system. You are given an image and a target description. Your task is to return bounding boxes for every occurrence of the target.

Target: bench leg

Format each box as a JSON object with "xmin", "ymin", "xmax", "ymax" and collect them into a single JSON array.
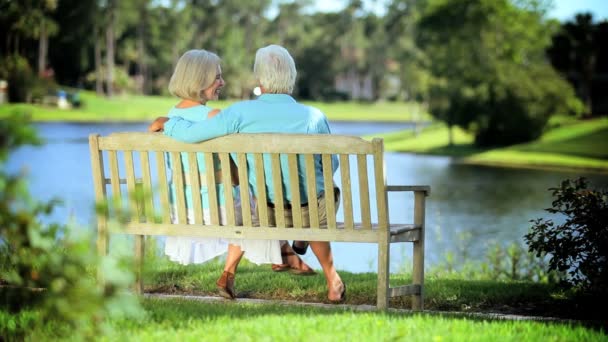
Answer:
[
  {"xmin": 377, "ymin": 234, "xmax": 390, "ymax": 310},
  {"xmin": 134, "ymin": 235, "xmax": 145, "ymax": 295},
  {"xmin": 97, "ymin": 221, "xmax": 108, "ymax": 289},
  {"xmin": 412, "ymin": 191, "xmax": 426, "ymax": 310}
]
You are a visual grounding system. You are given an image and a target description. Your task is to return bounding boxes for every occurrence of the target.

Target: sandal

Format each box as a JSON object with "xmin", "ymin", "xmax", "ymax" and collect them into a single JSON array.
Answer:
[
  {"xmin": 271, "ymin": 251, "xmax": 295, "ymax": 272},
  {"xmin": 271, "ymin": 251, "xmax": 316, "ymax": 276}
]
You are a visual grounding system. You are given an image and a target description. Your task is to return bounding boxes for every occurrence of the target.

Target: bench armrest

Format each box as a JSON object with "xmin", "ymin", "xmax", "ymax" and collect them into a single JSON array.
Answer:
[{"xmin": 386, "ymin": 185, "xmax": 430, "ymax": 196}]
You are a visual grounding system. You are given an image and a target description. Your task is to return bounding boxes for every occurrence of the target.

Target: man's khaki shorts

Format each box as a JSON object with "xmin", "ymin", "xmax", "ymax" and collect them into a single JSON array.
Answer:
[{"xmin": 265, "ymin": 187, "xmax": 341, "ymax": 228}]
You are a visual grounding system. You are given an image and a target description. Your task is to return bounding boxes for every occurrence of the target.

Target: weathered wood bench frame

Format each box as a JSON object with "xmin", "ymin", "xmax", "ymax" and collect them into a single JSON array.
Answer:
[{"xmin": 89, "ymin": 132, "xmax": 430, "ymax": 310}]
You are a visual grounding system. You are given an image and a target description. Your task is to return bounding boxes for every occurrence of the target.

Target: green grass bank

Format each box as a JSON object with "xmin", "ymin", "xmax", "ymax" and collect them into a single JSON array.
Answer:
[{"xmin": 374, "ymin": 117, "xmax": 608, "ymax": 173}]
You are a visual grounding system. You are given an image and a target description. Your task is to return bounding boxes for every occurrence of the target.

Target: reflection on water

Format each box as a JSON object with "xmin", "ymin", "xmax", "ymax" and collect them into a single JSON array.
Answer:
[{"xmin": 6, "ymin": 122, "xmax": 608, "ymax": 273}]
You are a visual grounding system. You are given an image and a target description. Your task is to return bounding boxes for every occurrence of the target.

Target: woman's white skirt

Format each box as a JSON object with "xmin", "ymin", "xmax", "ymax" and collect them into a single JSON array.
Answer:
[{"xmin": 164, "ymin": 200, "xmax": 282, "ymax": 265}]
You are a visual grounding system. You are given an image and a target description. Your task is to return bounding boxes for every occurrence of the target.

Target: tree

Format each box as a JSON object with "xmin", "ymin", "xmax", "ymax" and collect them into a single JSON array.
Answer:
[
  {"xmin": 547, "ymin": 13, "xmax": 606, "ymax": 116},
  {"xmin": 418, "ymin": 0, "xmax": 582, "ymax": 146}
]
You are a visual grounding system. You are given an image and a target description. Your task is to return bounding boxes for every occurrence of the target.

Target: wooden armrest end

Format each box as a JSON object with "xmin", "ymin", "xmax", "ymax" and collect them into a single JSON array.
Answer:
[{"xmin": 386, "ymin": 185, "xmax": 430, "ymax": 196}]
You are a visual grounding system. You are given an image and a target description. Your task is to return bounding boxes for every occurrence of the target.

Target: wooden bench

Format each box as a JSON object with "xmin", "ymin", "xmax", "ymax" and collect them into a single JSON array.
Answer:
[{"xmin": 88, "ymin": 132, "xmax": 430, "ymax": 310}]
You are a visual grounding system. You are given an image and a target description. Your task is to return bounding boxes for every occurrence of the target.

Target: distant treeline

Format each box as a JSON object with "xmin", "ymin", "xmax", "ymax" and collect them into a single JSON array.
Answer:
[{"xmin": 0, "ymin": 0, "xmax": 606, "ymax": 145}]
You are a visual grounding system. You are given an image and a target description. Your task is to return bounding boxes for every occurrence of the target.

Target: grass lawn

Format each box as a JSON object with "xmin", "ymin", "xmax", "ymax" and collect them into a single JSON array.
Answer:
[
  {"xmin": 107, "ymin": 298, "xmax": 604, "ymax": 341},
  {"xmin": 0, "ymin": 91, "xmax": 430, "ymax": 122},
  {"xmin": 374, "ymin": 117, "xmax": 608, "ymax": 172},
  {"xmin": 137, "ymin": 256, "xmax": 602, "ymax": 323},
  {"xmin": 5, "ymin": 298, "xmax": 604, "ymax": 341}
]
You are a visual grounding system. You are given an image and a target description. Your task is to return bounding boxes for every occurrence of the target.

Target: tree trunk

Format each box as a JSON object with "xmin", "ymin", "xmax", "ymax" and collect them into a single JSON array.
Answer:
[
  {"xmin": 136, "ymin": 8, "xmax": 147, "ymax": 94},
  {"xmin": 94, "ymin": 36, "xmax": 104, "ymax": 95},
  {"xmin": 38, "ymin": 20, "xmax": 48, "ymax": 75},
  {"xmin": 448, "ymin": 124, "xmax": 454, "ymax": 146},
  {"xmin": 105, "ymin": 4, "xmax": 115, "ymax": 98}
]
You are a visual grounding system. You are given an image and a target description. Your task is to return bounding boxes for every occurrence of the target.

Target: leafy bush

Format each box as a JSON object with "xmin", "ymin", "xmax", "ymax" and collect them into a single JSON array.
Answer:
[
  {"xmin": 525, "ymin": 178, "xmax": 608, "ymax": 295},
  {"xmin": 0, "ymin": 112, "xmax": 142, "ymax": 340},
  {"xmin": 0, "ymin": 55, "xmax": 36, "ymax": 103}
]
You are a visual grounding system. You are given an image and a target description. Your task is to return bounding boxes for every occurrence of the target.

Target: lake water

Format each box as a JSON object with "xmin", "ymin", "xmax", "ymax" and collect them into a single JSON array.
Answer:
[{"xmin": 6, "ymin": 121, "xmax": 608, "ymax": 274}]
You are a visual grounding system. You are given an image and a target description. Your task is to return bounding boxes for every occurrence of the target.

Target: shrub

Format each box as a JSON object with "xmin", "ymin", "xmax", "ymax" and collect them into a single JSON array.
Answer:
[
  {"xmin": 525, "ymin": 178, "xmax": 608, "ymax": 295},
  {"xmin": 0, "ymin": 112, "xmax": 142, "ymax": 340},
  {"xmin": 0, "ymin": 55, "xmax": 36, "ymax": 103}
]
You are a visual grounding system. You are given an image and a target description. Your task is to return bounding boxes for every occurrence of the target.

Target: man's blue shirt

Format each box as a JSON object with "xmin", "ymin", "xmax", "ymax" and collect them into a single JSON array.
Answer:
[{"xmin": 164, "ymin": 94, "xmax": 339, "ymax": 204}]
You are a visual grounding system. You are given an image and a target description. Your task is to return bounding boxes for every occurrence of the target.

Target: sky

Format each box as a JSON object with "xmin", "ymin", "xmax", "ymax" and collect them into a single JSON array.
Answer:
[{"xmin": 311, "ymin": 0, "xmax": 608, "ymax": 22}]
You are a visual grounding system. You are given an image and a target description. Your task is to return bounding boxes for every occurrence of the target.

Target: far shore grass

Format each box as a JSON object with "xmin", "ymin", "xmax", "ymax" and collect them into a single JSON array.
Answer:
[
  {"xmin": 372, "ymin": 116, "xmax": 608, "ymax": 173},
  {"xmin": 1, "ymin": 92, "xmax": 606, "ymax": 172},
  {"xmin": 0, "ymin": 91, "xmax": 428, "ymax": 122}
]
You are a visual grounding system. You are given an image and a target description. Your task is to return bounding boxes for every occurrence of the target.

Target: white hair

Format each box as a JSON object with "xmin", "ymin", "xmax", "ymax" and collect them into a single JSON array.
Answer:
[{"xmin": 253, "ymin": 45, "xmax": 297, "ymax": 94}]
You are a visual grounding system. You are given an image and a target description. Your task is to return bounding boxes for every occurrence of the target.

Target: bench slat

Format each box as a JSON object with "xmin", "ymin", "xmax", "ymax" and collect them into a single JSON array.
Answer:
[
  {"xmin": 237, "ymin": 153, "xmax": 252, "ymax": 227},
  {"xmin": 287, "ymin": 154, "xmax": 303, "ymax": 228},
  {"xmin": 373, "ymin": 139, "xmax": 388, "ymax": 229},
  {"xmin": 140, "ymin": 152, "xmax": 155, "ymax": 223},
  {"xmin": 304, "ymin": 154, "xmax": 319, "ymax": 228},
  {"xmin": 124, "ymin": 151, "xmax": 140, "ymax": 223},
  {"xmin": 100, "ymin": 133, "xmax": 375, "ymax": 154},
  {"xmin": 155, "ymin": 151, "xmax": 171, "ymax": 223},
  {"xmin": 89, "ymin": 135, "xmax": 108, "ymax": 259},
  {"xmin": 187, "ymin": 152, "xmax": 204, "ymax": 224},
  {"xmin": 322, "ymin": 154, "xmax": 336, "ymax": 229},
  {"xmin": 270, "ymin": 153, "xmax": 286, "ymax": 227},
  {"xmin": 253, "ymin": 154, "xmax": 269, "ymax": 227},
  {"xmin": 204, "ymin": 153, "xmax": 220, "ymax": 225},
  {"xmin": 121, "ymin": 222, "xmax": 420, "ymax": 242},
  {"xmin": 220, "ymin": 152, "xmax": 236, "ymax": 225},
  {"xmin": 170, "ymin": 152, "xmax": 188, "ymax": 224},
  {"xmin": 124, "ymin": 223, "xmax": 382, "ymax": 242},
  {"xmin": 339, "ymin": 154, "xmax": 353, "ymax": 229},
  {"xmin": 108, "ymin": 150, "xmax": 122, "ymax": 209},
  {"xmin": 389, "ymin": 284, "xmax": 421, "ymax": 297},
  {"xmin": 357, "ymin": 154, "xmax": 371, "ymax": 229}
]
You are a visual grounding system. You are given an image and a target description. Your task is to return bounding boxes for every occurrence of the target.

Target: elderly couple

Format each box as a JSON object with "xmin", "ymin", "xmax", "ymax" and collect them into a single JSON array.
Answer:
[{"xmin": 149, "ymin": 44, "xmax": 345, "ymax": 303}]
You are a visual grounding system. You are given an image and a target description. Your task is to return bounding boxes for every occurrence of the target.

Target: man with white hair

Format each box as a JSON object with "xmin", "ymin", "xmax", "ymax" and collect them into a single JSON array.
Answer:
[{"xmin": 152, "ymin": 44, "xmax": 345, "ymax": 303}]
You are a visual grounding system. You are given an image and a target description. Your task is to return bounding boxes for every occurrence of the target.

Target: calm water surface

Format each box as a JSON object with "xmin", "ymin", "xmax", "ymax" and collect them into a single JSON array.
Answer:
[{"xmin": 6, "ymin": 121, "xmax": 608, "ymax": 273}]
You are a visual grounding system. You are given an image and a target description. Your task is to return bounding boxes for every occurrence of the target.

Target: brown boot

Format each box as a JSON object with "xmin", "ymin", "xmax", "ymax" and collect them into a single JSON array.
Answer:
[{"xmin": 216, "ymin": 271, "xmax": 236, "ymax": 300}]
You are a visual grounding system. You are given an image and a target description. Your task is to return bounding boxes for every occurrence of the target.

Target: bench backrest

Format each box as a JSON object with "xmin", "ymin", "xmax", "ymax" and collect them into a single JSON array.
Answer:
[{"xmin": 89, "ymin": 132, "xmax": 388, "ymax": 242}]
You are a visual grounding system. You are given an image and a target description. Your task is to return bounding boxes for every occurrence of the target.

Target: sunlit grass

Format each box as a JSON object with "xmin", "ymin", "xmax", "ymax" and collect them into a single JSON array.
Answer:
[
  {"xmin": 5, "ymin": 299, "xmax": 603, "ymax": 341},
  {"xmin": 138, "ymin": 254, "xmax": 590, "ymax": 319},
  {"xmin": 102, "ymin": 298, "xmax": 603, "ymax": 341},
  {"xmin": 376, "ymin": 117, "xmax": 608, "ymax": 172}
]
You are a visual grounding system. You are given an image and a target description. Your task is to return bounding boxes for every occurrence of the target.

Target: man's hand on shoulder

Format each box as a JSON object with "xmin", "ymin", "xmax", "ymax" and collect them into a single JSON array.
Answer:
[{"xmin": 148, "ymin": 117, "xmax": 170, "ymax": 132}]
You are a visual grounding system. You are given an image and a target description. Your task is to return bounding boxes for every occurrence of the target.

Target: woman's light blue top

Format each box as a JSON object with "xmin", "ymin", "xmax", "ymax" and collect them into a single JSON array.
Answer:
[
  {"xmin": 164, "ymin": 94, "xmax": 338, "ymax": 204},
  {"xmin": 166, "ymin": 105, "xmax": 233, "ymax": 209}
]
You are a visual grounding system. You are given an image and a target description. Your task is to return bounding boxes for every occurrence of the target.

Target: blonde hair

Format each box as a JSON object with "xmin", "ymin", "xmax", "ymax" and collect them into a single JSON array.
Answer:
[
  {"xmin": 253, "ymin": 45, "xmax": 297, "ymax": 94},
  {"xmin": 168, "ymin": 49, "xmax": 220, "ymax": 102}
]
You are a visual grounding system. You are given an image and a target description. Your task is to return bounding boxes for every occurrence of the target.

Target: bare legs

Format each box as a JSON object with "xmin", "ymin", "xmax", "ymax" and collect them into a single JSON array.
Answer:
[
  {"xmin": 224, "ymin": 244, "xmax": 244, "ymax": 274},
  {"xmin": 309, "ymin": 241, "xmax": 344, "ymax": 301}
]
